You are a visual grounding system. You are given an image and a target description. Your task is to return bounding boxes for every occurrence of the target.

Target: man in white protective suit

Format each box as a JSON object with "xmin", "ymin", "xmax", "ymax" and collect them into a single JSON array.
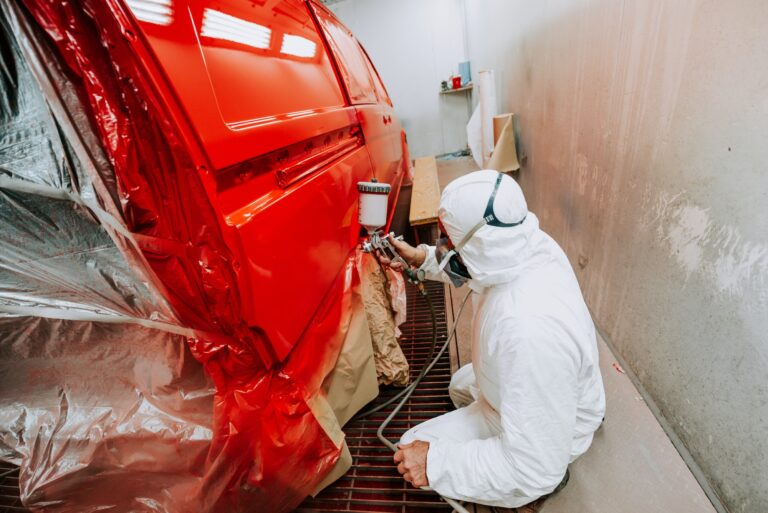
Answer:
[{"xmin": 378, "ymin": 170, "xmax": 606, "ymax": 509}]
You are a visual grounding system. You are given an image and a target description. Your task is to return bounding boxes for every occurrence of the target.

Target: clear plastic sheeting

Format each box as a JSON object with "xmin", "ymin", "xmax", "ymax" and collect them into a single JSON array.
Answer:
[
  {"xmin": 0, "ymin": 1, "xmax": 363, "ymax": 511},
  {"xmin": 0, "ymin": 4, "xmax": 213, "ymax": 511},
  {"xmin": 0, "ymin": 317, "xmax": 215, "ymax": 511},
  {"xmin": 0, "ymin": 6, "xmax": 170, "ymax": 325}
]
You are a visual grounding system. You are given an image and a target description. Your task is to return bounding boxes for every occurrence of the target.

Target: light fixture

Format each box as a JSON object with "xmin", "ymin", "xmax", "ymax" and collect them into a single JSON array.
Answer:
[
  {"xmin": 201, "ymin": 9, "xmax": 272, "ymax": 50},
  {"xmin": 280, "ymin": 34, "xmax": 316, "ymax": 58},
  {"xmin": 125, "ymin": 0, "xmax": 173, "ymax": 26}
]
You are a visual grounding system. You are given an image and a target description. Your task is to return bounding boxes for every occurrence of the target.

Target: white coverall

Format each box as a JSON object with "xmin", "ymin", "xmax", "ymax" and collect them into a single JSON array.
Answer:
[{"xmin": 400, "ymin": 170, "xmax": 606, "ymax": 508}]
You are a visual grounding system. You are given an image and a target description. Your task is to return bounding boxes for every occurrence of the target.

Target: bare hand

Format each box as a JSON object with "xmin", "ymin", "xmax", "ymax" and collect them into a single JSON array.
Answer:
[
  {"xmin": 375, "ymin": 235, "xmax": 426, "ymax": 272},
  {"xmin": 394, "ymin": 440, "xmax": 430, "ymax": 488}
]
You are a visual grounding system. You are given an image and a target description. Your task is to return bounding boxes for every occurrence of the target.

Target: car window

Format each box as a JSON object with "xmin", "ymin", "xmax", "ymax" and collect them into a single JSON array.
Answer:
[
  {"xmin": 312, "ymin": 7, "xmax": 378, "ymax": 105},
  {"xmin": 359, "ymin": 44, "xmax": 391, "ymax": 106}
]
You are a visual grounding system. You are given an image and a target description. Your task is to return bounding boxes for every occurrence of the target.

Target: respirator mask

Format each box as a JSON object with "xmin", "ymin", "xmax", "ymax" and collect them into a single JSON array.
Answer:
[{"xmin": 435, "ymin": 173, "xmax": 527, "ymax": 287}]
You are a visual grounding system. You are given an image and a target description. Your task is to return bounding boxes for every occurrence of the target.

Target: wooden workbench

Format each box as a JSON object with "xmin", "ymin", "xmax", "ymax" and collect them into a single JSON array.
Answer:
[{"xmin": 409, "ymin": 156, "xmax": 441, "ymax": 244}]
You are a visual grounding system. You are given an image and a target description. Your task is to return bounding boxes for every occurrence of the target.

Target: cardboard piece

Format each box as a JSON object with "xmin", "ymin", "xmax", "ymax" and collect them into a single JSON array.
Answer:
[
  {"xmin": 488, "ymin": 113, "xmax": 521, "ymax": 173},
  {"xmin": 492, "ymin": 113, "xmax": 510, "ymax": 145},
  {"xmin": 322, "ymin": 300, "xmax": 379, "ymax": 426}
]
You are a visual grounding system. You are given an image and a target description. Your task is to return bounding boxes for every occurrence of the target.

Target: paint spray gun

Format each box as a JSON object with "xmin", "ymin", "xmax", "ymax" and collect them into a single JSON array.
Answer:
[
  {"xmin": 358, "ymin": 181, "xmax": 426, "ymax": 288},
  {"xmin": 362, "ymin": 230, "xmax": 426, "ymax": 286}
]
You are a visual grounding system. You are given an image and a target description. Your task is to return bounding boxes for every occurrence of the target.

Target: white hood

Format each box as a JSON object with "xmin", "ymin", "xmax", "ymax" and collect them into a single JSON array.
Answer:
[{"xmin": 438, "ymin": 170, "xmax": 553, "ymax": 288}]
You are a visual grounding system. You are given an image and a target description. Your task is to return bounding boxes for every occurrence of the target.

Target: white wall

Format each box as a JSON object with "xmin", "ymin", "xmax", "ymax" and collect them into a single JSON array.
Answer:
[
  {"xmin": 462, "ymin": 1, "xmax": 768, "ymax": 512},
  {"xmin": 330, "ymin": 0, "xmax": 470, "ymax": 158}
]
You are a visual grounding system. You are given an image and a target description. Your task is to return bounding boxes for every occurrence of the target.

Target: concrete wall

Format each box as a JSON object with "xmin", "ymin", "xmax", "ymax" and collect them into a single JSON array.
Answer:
[
  {"xmin": 462, "ymin": 1, "xmax": 768, "ymax": 511},
  {"xmin": 330, "ymin": 0, "xmax": 470, "ymax": 157}
]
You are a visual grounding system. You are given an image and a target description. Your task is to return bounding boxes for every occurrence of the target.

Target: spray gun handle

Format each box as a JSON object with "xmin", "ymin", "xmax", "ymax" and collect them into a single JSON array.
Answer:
[
  {"xmin": 362, "ymin": 231, "xmax": 425, "ymax": 285},
  {"xmin": 382, "ymin": 235, "xmax": 425, "ymax": 285}
]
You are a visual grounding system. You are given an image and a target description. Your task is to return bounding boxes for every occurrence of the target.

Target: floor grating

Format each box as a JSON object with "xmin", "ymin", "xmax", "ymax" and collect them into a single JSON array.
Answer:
[
  {"xmin": 0, "ymin": 462, "xmax": 23, "ymax": 513},
  {"xmin": 297, "ymin": 280, "xmax": 454, "ymax": 513}
]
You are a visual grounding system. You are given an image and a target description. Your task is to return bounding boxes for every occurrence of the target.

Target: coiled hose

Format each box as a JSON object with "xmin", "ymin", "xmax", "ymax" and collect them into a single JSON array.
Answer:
[{"xmin": 355, "ymin": 288, "xmax": 473, "ymax": 513}]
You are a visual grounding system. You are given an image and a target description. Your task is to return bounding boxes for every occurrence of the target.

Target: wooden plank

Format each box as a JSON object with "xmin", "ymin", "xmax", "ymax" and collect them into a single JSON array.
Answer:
[{"xmin": 409, "ymin": 156, "xmax": 441, "ymax": 226}]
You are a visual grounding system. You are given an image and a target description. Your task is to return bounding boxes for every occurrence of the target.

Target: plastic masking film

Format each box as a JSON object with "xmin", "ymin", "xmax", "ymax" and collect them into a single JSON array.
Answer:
[
  {"xmin": 0, "ymin": 318, "xmax": 217, "ymax": 512},
  {"xmin": 0, "ymin": 1, "xmax": 362, "ymax": 511}
]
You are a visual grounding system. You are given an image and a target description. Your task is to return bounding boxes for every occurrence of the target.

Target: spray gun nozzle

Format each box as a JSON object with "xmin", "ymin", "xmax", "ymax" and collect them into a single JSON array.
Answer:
[{"xmin": 362, "ymin": 230, "xmax": 425, "ymax": 285}]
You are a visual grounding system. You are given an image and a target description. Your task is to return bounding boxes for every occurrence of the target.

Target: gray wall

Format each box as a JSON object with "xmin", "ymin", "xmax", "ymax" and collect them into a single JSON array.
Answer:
[{"xmin": 463, "ymin": 0, "xmax": 768, "ymax": 511}]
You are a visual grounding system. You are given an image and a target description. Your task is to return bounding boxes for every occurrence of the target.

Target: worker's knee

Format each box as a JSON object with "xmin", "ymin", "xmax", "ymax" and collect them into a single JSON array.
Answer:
[
  {"xmin": 448, "ymin": 386, "xmax": 473, "ymax": 409},
  {"xmin": 448, "ymin": 363, "xmax": 477, "ymax": 408}
]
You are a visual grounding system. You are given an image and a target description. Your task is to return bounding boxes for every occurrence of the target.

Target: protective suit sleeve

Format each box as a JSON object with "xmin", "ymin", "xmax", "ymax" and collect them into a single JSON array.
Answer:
[
  {"xmin": 424, "ymin": 320, "xmax": 578, "ymax": 508},
  {"xmin": 416, "ymin": 244, "xmax": 453, "ymax": 284}
]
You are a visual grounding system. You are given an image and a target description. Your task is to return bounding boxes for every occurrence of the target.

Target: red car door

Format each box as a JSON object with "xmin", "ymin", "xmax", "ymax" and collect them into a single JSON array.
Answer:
[
  {"xmin": 310, "ymin": 2, "xmax": 403, "ymax": 205},
  {"xmin": 128, "ymin": 0, "xmax": 383, "ymax": 361}
]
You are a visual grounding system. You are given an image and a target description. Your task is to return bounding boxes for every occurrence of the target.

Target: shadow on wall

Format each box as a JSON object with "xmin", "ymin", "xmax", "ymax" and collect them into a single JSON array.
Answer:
[{"xmin": 468, "ymin": 0, "xmax": 768, "ymax": 512}]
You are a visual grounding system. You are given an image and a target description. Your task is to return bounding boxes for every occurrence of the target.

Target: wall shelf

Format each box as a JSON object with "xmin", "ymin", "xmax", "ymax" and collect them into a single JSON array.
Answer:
[{"xmin": 440, "ymin": 83, "xmax": 473, "ymax": 94}]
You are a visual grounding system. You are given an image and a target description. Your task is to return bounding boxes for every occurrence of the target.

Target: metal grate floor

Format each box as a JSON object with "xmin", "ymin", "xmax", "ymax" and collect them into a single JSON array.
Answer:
[
  {"xmin": 0, "ymin": 462, "xmax": 23, "ymax": 513},
  {"xmin": 297, "ymin": 280, "xmax": 454, "ymax": 513}
]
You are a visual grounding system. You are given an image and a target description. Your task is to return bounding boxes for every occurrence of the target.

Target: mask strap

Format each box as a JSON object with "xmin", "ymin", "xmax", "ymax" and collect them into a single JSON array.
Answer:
[
  {"xmin": 439, "ymin": 219, "xmax": 484, "ymax": 272},
  {"xmin": 453, "ymin": 218, "xmax": 487, "ymax": 253},
  {"xmin": 437, "ymin": 248, "xmax": 457, "ymax": 271},
  {"xmin": 483, "ymin": 173, "xmax": 527, "ymax": 228}
]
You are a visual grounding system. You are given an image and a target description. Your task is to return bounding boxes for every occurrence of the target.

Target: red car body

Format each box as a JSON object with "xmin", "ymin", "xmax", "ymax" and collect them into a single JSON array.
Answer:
[{"xmin": 127, "ymin": 0, "xmax": 409, "ymax": 363}]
